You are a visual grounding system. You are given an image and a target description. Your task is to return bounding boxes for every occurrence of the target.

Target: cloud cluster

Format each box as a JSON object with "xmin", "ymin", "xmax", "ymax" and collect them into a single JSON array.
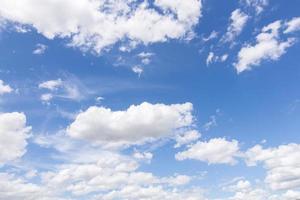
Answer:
[
  {"xmin": 67, "ymin": 102, "xmax": 194, "ymax": 147},
  {"xmin": 235, "ymin": 20, "xmax": 297, "ymax": 73},
  {"xmin": 0, "ymin": 0, "xmax": 202, "ymax": 53},
  {"xmin": 0, "ymin": 112, "xmax": 31, "ymax": 165},
  {"xmin": 175, "ymin": 138, "xmax": 240, "ymax": 165},
  {"xmin": 223, "ymin": 9, "xmax": 249, "ymax": 43},
  {"xmin": 245, "ymin": 143, "xmax": 300, "ymax": 191}
]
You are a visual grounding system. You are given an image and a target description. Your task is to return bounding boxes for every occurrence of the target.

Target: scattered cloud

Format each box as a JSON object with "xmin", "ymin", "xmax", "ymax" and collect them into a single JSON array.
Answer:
[
  {"xmin": 132, "ymin": 65, "xmax": 143, "ymax": 77},
  {"xmin": 0, "ymin": 112, "xmax": 31, "ymax": 165},
  {"xmin": 235, "ymin": 20, "xmax": 296, "ymax": 73},
  {"xmin": 0, "ymin": 0, "xmax": 202, "ymax": 53},
  {"xmin": 203, "ymin": 31, "xmax": 218, "ymax": 42},
  {"xmin": 174, "ymin": 130, "xmax": 201, "ymax": 148},
  {"xmin": 284, "ymin": 17, "xmax": 300, "ymax": 33},
  {"xmin": 242, "ymin": 0, "xmax": 269, "ymax": 14},
  {"xmin": 67, "ymin": 102, "xmax": 194, "ymax": 147},
  {"xmin": 175, "ymin": 138, "xmax": 240, "ymax": 165},
  {"xmin": 245, "ymin": 143, "xmax": 300, "ymax": 191},
  {"xmin": 33, "ymin": 43, "xmax": 47, "ymax": 55},
  {"xmin": 38, "ymin": 77, "xmax": 88, "ymax": 103},
  {"xmin": 223, "ymin": 9, "xmax": 249, "ymax": 43},
  {"xmin": 39, "ymin": 79, "xmax": 62, "ymax": 91},
  {"xmin": 206, "ymin": 52, "xmax": 214, "ymax": 65}
]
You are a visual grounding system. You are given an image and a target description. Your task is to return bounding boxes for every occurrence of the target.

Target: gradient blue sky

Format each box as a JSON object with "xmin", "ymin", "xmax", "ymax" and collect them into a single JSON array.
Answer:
[{"xmin": 0, "ymin": 0, "xmax": 300, "ymax": 199}]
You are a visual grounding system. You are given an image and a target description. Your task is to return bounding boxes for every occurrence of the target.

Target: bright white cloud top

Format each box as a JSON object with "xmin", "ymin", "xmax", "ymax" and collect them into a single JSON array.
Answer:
[
  {"xmin": 0, "ymin": 1, "xmax": 300, "ymax": 200},
  {"xmin": 67, "ymin": 102, "xmax": 194, "ymax": 146},
  {"xmin": 0, "ymin": 112, "xmax": 31, "ymax": 165},
  {"xmin": 0, "ymin": 0, "xmax": 202, "ymax": 53}
]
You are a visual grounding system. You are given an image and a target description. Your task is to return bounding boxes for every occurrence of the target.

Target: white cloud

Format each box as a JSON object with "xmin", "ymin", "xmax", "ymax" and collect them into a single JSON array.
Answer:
[
  {"xmin": 39, "ymin": 79, "xmax": 62, "ymax": 91},
  {"xmin": 38, "ymin": 147, "xmax": 198, "ymax": 199},
  {"xmin": 0, "ymin": 112, "xmax": 31, "ymax": 165},
  {"xmin": 133, "ymin": 151, "xmax": 153, "ymax": 163},
  {"xmin": 223, "ymin": 179, "xmax": 269, "ymax": 200},
  {"xmin": 203, "ymin": 31, "xmax": 218, "ymax": 42},
  {"xmin": 223, "ymin": 9, "xmax": 249, "ymax": 43},
  {"xmin": 206, "ymin": 52, "xmax": 214, "ymax": 65},
  {"xmin": 235, "ymin": 20, "xmax": 295, "ymax": 73},
  {"xmin": 0, "ymin": 0, "xmax": 202, "ymax": 53},
  {"xmin": 40, "ymin": 93, "xmax": 53, "ymax": 103},
  {"xmin": 0, "ymin": 80, "xmax": 13, "ymax": 95},
  {"xmin": 38, "ymin": 77, "xmax": 87, "ymax": 102},
  {"xmin": 132, "ymin": 65, "xmax": 143, "ymax": 77},
  {"xmin": 243, "ymin": 0, "xmax": 269, "ymax": 14},
  {"xmin": 175, "ymin": 138, "xmax": 240, "ymax": 165},
  {"xmin": 174, "ymin": 130, "xmax": 200, "ymax": 148},
  {"xmin": 33, "ymin": 43, "xmax": 47, "ymax": 55},
  {"xmin": 284, "ymin": 17, "xmax": 300, "ymax": 33},
  {"xmin": 0, "ymin": 173, "xmax": 57, "ymax": 200},
  {"xmin": 245, "ymin": 143, "xmax": 300, "ymax": 190},
  {"xmin": 67, "ymin": 102, "xmax": 194, "ymax": 147}
]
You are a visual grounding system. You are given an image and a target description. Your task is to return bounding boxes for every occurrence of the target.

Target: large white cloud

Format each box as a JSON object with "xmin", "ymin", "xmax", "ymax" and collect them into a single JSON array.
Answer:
[
  {"xmin": 245, "ymin": 143, "xmax": 300, "ymax": 191},
  {"xmin": 39, "ymin": 149, "xmax": 197, "ymax": 199},
  {"xmin": 0, "ymin": 172, "xmax": 65, "ymax": 200},
  {"xmin": 235, "ymin": 20, "xmax": 295, "ymax": 73},
  {"xmin": 175, "ymin": 138, "xmax": 240, "ymax": 165},
  {"xmin": 0, "ymin": 112, "xmax": 31, "ymax": 165},
  {"xmin": 0, "ymin": 0, "xmax": 202, "ymax": 53},
  {"xmin": 67, "ymin": 102, "xmax": 194, "ymax": 146}
]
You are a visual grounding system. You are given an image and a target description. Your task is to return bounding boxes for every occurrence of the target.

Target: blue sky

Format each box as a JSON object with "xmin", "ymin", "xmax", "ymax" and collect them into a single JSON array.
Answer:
[{"xmin": 0, "ymin": 0, "xmax": 300, "ymax": 199}]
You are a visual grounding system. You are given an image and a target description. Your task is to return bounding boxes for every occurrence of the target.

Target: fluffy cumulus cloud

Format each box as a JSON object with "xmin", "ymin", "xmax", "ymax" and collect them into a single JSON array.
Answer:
[
  {"xmin": 223, "ymin": 179, "xmax": 268, "ymax": 200},
  {"xmin": 245, "ymin": 143, "xmax": 300, "ymax": 191},
  {"xmin": 0, "ymin": 112, "xmax": 31, "ymax": 165},
  {"xmin": 0, "ymin": 0, "xmax": 202, "ymax": 53},
  {"xmin": 235, "ymin": 20, "xmax": 296, "ymax": 73},
  {"xmin": 0, "ymin": 80, "xmax": 13, "ymax": 95},
  {"xmin": 36, "ymin": 149, "xmax": 200, "ymax": 200},
  {"xmin": 174, "ymin": 130, "xmax": 200, "ymax": 148},
  {"xmin": 175, "ymin": 138, "xmax": 240, "ymax": 165},
  {"xmin": 67, "ymin": 102, "xmax": 194, "ymax": 146},
  {"xmin": 223, "ymin": 9, "xmax": 249, "ymax": 43},
  {"xmin": 0, "ymin": 173, "xmax": 65, "ymax": 200}
]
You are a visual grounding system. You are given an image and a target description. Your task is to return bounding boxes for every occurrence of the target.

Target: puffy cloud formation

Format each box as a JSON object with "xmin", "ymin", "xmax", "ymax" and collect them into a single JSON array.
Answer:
[
  {"xmin": 235, "ymin": 20, "xmax": 295, "ymax": 73},
  {"xmin": 245, "ymin": 143, "xmax": 300, "ymax": 190},
  {"xmin": 0, "ymin": 0, "xmax": 202, "ymax": 53},
  {"xmin": 0, "ymin": 80, "xmax": 13, "ymax": 95},
  {"xmin": 174, "ymin": 130, "xmax": 200, "ymax": 148},
  {"xmin": 0, "ymin": 112, "xmax": 31, "ymax": 165},
  {"xmin": 175, "ymin": 138, "xmax": 240, "ymax": 165},
  {"xmin": 223, "ymin": 9, "xmax": 249, "ymax": 43},
  {"xmin": 38, "ymin": 150, "xmax": 200, "ymax": 200},
  {"xmin": 222, "ymin": 178, "xmax": 279, "ymax": 200},
  {"xmin": 67, "ymin": 102, "xmax": 194, "ymax": 146},
  {"xmin": 0, "ymin": 173, "xmax": 64, "ymax": 200}
]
